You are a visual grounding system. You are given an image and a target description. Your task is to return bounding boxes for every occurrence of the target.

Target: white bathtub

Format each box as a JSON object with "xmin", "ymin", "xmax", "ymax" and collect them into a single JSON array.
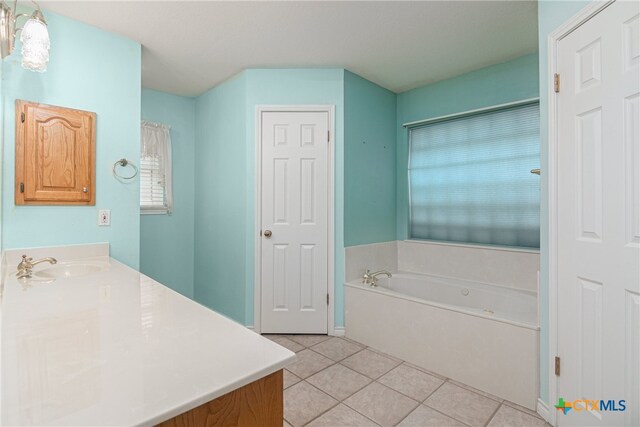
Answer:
[{"xmin": 345, "ymin": 271, "xmax": 539, "ymax": 409}]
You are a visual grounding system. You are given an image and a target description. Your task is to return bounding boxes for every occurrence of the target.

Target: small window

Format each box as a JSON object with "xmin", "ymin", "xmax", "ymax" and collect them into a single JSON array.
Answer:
[
  {"xmin": 140, "ymin": 121, "xmax": 172, "ymax": 214},
  {"xmin": 408, "ymin": 102, "xmax": 540, "ymax": 248}
]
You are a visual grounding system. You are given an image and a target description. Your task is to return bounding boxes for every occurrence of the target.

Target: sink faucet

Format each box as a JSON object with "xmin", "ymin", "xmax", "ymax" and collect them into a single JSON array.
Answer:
[
  {"xmin": 362, "ymin": 269, "xmax": 392, "ymax": 287},
  {"xmin": 16, "ymin": 255, "xmax": 57, "ymax": 279}
]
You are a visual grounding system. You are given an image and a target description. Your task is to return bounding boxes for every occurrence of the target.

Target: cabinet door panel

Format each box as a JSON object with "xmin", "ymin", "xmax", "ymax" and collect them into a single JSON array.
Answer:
[{"xmin": 16, "ymin": 100, "xmax": 96, "ymax": 205}]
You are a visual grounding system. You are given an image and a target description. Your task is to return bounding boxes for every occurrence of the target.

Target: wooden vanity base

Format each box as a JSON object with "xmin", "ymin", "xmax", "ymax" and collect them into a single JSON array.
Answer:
[{"xmin": 157, "ymin": 370, "xmax": 283, "ymax": 427}]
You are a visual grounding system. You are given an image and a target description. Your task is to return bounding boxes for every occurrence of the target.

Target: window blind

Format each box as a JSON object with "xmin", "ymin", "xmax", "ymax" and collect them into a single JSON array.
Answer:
[
  {"xmin": 140, "ymin": 156, "xmax": 166, "ymax": 208},
  {"xmin": 140, "ymin": 121, "xmax": 172, "ymax": 213},
  {"xmin": 408, "ymin": 102, "xmax": 540, "ymax": 248}
]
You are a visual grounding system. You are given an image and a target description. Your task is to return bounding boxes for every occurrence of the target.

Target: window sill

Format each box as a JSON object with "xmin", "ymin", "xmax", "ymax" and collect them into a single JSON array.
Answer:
[
  {"xmin": 404, "ymin": 239, "xmax": 540, "ymax": 254},
  {"xmin": 141, "ymin": 209, "xmax": 171, "ymax": 215}
]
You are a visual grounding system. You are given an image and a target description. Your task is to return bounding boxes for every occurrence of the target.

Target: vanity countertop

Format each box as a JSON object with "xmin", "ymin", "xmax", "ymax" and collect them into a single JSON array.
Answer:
[{"xmin": 0, "ymin": 244, "xmax": 295, "ymax": 426}]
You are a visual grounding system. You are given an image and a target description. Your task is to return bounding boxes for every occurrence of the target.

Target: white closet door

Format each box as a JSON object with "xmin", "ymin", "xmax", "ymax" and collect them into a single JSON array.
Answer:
[
  {"xmin": 260, "ymin": 111, "xmax": 329, "ymax": 333},
  {"xmin": 557, "ymin": 2, "xmax": 640, "ymax": 426}
]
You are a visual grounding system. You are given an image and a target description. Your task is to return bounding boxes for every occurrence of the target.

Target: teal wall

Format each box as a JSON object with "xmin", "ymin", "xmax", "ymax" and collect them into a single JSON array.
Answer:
[
  {"xmin": 193, "ymin": 69, "xmax": 347, "ymax": 327},
  {"xmin": 140, "ymin": 89, "xmax": 196, "ymax": 298},
  {"xmin": 344, "ymin": 71, "xmax": 397, "ymax": 247},
  {"xmin": 396, "ymin": 53, "xmax": 540, "ymax": 240},
  {"xmin": 194, "ymin": 72, "xmax": 248, "ymax": 322},
  {"xmin": 537, "ymin": 0, "xmax": 590, "ymax": 404},
  {"xmin": 1, "ymin": 11, "xmax": 141, "ymax": 267}
]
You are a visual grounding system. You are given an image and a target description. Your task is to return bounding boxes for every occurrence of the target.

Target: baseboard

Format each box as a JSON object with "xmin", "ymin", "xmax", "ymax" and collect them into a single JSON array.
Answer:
[{"xmin": 537, "ymin": 398, "xmax": 551, "ymax": 424}]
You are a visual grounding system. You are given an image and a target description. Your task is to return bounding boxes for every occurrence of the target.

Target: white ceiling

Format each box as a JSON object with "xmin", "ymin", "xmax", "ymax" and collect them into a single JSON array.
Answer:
[{"xmin": 40, "ymin": 1, "xmax": 538, "ymax": 97}]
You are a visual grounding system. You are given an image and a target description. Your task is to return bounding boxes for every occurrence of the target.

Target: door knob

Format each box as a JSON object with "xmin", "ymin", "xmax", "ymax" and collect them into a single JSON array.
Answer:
[{"xmin": 264, "ymin": 230, "xmax": 272, "ymax": 238}]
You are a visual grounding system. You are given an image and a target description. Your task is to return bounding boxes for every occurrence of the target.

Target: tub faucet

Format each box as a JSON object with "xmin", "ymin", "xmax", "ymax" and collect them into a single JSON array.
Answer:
[
  {"xmin": 16, "ymin": 255, "xmax": 57, "ymax": 279},
  {"xmin": 362, "ymin": 269, "xmax": 392, "ymax": 287}
]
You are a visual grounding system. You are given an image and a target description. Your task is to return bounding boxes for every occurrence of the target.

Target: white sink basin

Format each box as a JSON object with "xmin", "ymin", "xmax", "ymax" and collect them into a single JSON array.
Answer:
[{"xmin": 34, "ymin": 263, "xmax": 107, "ymax": 279}]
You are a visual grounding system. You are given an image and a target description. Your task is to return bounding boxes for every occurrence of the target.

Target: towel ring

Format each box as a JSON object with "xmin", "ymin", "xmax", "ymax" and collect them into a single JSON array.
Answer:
[{"xmin": 113, "ymin": 158, "xmax": 138, "ymax": 180}]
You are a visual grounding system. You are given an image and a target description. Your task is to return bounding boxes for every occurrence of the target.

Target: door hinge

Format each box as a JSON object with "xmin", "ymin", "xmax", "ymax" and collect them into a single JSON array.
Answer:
[
  {"xmin": 20, "ymin": 112, "xmax": 25, "ymax": 123},
  {"xmin": 19, "ymin": 182, "xmax": 24, "ymax": 193},
  {"xmin": 554, "ymin": 73, "xmax": 560, "ymax": 93},
  {"xmin": 327, "ymin": 130, "xmax": 330, "ymax": 143},
  {"xmin": 555, "ymin": 356, "xmax": 561, "ymax": 376},
  {"xmin": 326, "ymin": 293, "xmax": 329, "ymax": 305}
]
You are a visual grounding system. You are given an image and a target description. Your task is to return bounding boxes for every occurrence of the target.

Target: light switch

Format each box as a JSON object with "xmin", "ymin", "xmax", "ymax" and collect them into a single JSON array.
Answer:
[{"xmin": 98, "ymin": 209, "xmax": 111, "ymax": 226}]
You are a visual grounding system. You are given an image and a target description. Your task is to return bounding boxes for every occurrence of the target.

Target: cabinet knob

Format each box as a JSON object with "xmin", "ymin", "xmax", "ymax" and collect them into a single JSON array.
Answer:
[{"xmin": 83, "ymin": 187, "xmax": 88, "ymax": 193}]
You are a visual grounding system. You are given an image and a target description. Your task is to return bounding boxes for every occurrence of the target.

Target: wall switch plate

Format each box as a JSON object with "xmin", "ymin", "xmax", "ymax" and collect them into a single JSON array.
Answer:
[{"xmin": 98, "ymin": 209, "xmax": 111, "ymax": 226}]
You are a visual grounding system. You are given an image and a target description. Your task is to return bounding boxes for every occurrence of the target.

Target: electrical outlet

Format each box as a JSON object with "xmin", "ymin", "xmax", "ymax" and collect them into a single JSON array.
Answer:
[{"xmin": 98, "ymin": 209, "xmax": 111, "ymax": 226}]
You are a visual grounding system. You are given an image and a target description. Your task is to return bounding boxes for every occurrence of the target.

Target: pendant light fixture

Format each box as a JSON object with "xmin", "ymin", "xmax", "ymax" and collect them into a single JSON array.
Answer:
[{"xmin": 0, "ymin": 1, "xmax": 50, "ymax": 72}]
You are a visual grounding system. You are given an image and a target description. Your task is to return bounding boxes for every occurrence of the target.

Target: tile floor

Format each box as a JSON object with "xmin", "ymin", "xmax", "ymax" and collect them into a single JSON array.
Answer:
[{"xmin": 264, "ymin": 334, "xmax": 551, "ymax": 427}]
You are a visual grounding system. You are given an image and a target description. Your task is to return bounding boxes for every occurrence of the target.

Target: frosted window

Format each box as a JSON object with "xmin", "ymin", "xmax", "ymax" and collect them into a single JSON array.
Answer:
[{"xmin": 408, "ymin": 102, "xmax": 540, "ymax": 248}]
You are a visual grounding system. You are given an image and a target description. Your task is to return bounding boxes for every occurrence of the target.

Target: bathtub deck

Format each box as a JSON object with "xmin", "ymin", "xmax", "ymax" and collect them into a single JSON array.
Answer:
[{"xmin": 265, "ymin": 334, "xmax": 550, "ymax": 427}]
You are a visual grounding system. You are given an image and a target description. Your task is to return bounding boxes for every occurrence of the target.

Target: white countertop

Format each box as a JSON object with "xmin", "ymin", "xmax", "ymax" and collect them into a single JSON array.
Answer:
[{"xmin": 0, "ymin": 244, "xmax": 295, "ymax": 426}]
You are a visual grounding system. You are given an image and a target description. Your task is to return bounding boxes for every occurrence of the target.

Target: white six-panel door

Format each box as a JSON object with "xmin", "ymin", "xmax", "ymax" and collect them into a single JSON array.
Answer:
[
  {"xmin": 556, "ymin": 1, "xmax": 639, "ymax": 426},
  {"xmin": 260, "ymin": 111, "xmax": 329, "ymax": 333}
]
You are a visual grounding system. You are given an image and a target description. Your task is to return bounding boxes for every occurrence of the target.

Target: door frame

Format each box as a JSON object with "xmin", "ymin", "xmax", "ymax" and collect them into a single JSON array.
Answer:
[
  {"xmin": 547, "ymin": 1, "xmax": 614, "ymax": 425},
  {"xmin": 253, "ymin": 105, "xmax": 336, "ymax": 335}
]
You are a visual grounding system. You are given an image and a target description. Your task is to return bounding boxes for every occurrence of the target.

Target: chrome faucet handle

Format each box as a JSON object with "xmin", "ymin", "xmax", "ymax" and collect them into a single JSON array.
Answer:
[
  {"xmin": 17, "ymin": 255, "xmax": 33, "ymax": 278},
  {"xmin": 362, "ymin": 269, "xmax": 374, "ymax": 285},
  {"xmin": 17, "ymin": 255, "xmax": 32, "ymax": 269}
]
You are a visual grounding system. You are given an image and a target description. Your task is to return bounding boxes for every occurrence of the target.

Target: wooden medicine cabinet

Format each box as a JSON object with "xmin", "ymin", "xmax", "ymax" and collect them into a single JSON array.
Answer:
[{"xmin": 15, "ymin": 100, "xmax": 96, "ymax": 205}]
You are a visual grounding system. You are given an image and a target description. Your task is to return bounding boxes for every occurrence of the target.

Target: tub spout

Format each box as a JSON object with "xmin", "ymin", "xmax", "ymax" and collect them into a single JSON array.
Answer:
[{"xmin": 362, "ymin": 270, "xmax": 392, "ymax": 287}]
